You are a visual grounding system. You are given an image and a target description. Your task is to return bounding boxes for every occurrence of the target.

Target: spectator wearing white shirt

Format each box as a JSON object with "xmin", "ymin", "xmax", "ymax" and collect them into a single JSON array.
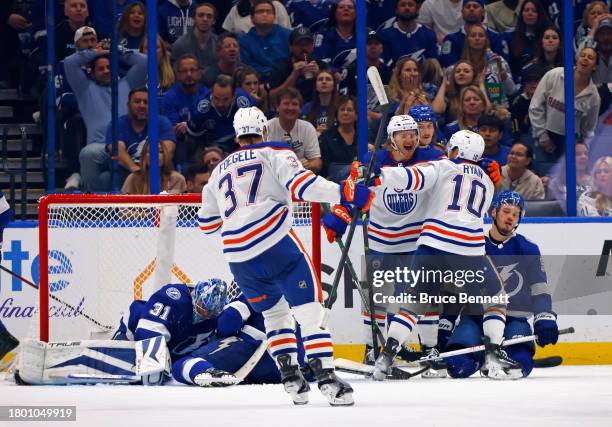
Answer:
[
  {"xmin": 418, "ymin": 0, "xmax": 463, "ymax": 43},
  {"xmin": 267, "ymin": 87, "xmax": 322, "ymax": 173}
]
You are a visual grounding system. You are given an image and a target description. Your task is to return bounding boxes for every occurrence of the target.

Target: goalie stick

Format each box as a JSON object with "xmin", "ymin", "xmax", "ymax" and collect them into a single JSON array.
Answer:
[
  {"xmin": 335, "ymin": 327, "xmax": 575, "ymax": 379},
  {"xmin": 0, "ymin": 264, "xmax": 114, "ymax": 331},
  {"xmin": 324, "ymin": 66, "xmax": 390, "ymax": 325}
]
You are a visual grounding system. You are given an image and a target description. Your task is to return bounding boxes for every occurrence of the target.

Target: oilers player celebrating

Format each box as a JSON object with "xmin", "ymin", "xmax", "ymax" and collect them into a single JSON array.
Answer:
[
  {"xmin": 371, "ymin": 130, "xmax": 515, "ymax": 380},
  {"xmin": 443, "ymin": 191, "xmax": 559, "ymax": 379},
  {"xmin": 197, "ymin": 106, "xmax": 373, "ymax": 406},
  {"xmin": 326, "ymin": 115, "xmax": 444, "ymax": 366}
]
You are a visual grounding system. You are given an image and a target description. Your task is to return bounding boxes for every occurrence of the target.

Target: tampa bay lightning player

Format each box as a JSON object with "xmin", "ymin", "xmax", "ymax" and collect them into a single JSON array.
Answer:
[
  {"xmin": 115, "ymin": 279, "xmax": 285, "ymax": 386},
  {"xmin": 443, "ymin": 191, "xmax": 559, "ymax": 379}
]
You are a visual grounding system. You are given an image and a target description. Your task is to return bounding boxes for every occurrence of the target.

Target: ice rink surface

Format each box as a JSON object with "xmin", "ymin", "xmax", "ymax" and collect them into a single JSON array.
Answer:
[{"xmin": 1, "ymin": 366, "xmax": 611, "ymax": 427}]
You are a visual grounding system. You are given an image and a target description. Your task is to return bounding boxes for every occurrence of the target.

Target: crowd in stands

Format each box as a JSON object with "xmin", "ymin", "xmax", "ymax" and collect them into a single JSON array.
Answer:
[{"xmin": 1, "ymin": 0, "xmax": 610, "ymax": 216}]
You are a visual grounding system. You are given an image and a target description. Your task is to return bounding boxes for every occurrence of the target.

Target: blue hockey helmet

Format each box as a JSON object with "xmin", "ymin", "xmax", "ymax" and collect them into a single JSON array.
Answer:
[
  {"xmin": 408, "ymin": 104, "xmax": 436, "ymax": 123},
  {"xmin": 492, "ymin": 190, "xmax": 525, "ymax": 219},
  {"xmin": 192, "ymin": 278, "xmax": 228, "ymax": 320}
]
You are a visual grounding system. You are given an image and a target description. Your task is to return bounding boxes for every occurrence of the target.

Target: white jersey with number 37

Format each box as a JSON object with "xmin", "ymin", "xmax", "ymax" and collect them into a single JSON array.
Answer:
[
  {"xmin": 380, "ymin": 159, "xmax": 494, "ymax": 255},
  {"xmin": 197, "ymin": 142, "xmax": 341, "ymax": 262}
]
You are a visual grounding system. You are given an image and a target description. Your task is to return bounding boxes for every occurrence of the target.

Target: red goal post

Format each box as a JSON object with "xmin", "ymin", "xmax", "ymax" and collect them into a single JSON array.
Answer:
[{"xmin": 38, "ymin": 194, "xmax": 321, "ymax": 342}]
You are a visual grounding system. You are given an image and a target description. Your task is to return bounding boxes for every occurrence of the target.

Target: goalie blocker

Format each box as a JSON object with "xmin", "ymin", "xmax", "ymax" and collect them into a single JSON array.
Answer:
[{"xmin": 17, "ymin": 336, "xmax": 170, "ymax": 385}]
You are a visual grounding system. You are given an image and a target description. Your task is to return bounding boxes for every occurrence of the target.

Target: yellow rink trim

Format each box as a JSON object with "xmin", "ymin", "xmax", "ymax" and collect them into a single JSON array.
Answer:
[{"xmin": 333, "ymin": 343, "xmax": 612, "ymax": 365}]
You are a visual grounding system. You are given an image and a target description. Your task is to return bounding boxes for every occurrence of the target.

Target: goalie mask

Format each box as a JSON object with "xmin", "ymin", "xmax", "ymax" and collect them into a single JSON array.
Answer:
[
  {"xmin": 447, "ymin": 130, "xmax": 484, "ymax": 162},
  {"xmin": 192, "ymin": 278, "xmax": 228, "ymax": 321},
  {"xmin": 233, "ymin": 106, "xmax": 268, "ymax": 139},
  {"xmin": 387, "ymin": 115, "xmax": 419, "ymax": 151}
]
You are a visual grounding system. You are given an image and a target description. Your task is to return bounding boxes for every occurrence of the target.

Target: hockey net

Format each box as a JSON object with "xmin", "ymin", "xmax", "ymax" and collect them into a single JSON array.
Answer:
[{"xmin": 37, "ymin": 194, "xmax": 321, "ymax": 342}]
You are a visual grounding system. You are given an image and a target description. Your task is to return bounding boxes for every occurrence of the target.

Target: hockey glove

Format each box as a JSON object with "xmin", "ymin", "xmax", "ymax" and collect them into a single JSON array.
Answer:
[
  {"xmin": 534, "ymin": 312, "xmax": 559, "ymax": 347},
  {"xmin": 348, "ymin": 161, "xmax": 381, "ymax": 187},
  {"xmin": 340, "ymin": 180, "xmax": 374, "ymax": 211},
  {"xmin": 479, "ymin": 158, "xmax": 501, "ymax": 186},
  {"xmin": 322, "ymin": 204, "xmax": 352, "ymax": 243}
]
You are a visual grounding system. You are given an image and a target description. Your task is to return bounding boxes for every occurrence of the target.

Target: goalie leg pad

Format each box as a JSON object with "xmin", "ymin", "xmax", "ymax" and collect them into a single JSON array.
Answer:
[
  {"xmin": 17, "ymin": 337, "xmax": 170, "ymax": 385},
  {"xmin": 18, "ymin": 339, "xmax": 139, "ymax": 385}
]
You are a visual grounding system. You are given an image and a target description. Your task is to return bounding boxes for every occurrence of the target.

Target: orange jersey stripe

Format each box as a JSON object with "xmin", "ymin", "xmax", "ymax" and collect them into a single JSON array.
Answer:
[
  {"xmin": 422, "ymin": 225, "xmax": 484, "ymax": 242},
  {"xmin": 304, "ymin": 342, "xmax": 333, "ymax": 350},
  {"xmin": 485, "ymin": 306, "xmax": 506, "ymax": 316},
  {"xmin": 248, "ymin": 294, "xmax": 268, "ymax": 303},
  {"xmin": 199, "ymin": 221, "xmax": 223, "ymax": 231},
  {"xmin": 290, "ymin": 171, "xmax": 315, "ymax": 198},
  {"xmin": 368, "ymin": 226, "xmax": 421, "ymax": 238},
  {"xmin": 270, "ymin": 337, "xmax": 297, "ymax": 347},
  {"xmin": 223, "ymin": 208, "xmax": 287, "ymax": 245},
  {"xmin": 397, "ymin": 312, "xmax": 416, "ymax": 324},
  {"xmin": 412, "ymin": 168, "xmax": 420, "ymax": 189}
]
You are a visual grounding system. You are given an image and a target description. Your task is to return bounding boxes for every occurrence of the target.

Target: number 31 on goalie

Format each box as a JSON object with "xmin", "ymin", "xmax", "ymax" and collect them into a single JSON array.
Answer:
[{"xmin": 219, "ymin": 162, "xmax": 263, "ymax": 218}]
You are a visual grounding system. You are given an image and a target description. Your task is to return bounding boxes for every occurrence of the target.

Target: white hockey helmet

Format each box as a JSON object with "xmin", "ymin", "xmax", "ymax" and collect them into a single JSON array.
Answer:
[
  {"xmin": 447, "ymin": 129, "xmax": 485, "ymax": 162},
  {"xmin": 387, "ymin": 115, "xmax": 419, "ymax": 150},
  {"xmin": 233, "ymin": 106, "xmax": 268, "ymax": 139}
]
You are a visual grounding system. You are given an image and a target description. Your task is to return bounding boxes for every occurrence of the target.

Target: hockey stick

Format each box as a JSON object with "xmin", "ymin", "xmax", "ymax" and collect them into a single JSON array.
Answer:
[
  {"xmin": 333, "ymin": 236, "xmax": 386, "ymax": 344},
  {"xmin": 324, "ymin": 66, "xmax": 390, "ymax": 321},
  {"xmin": 335, "ymin": 327, "xmax": 575, "ymax": 378},
  {"xmin": 394, "ymin": 327, "xmax": 575, "ymax": 367},
  {"xmin": 534, "ymin": 356, "xmax": 563, "ymax": 368},
  {"xmin": 0, "ymin": 264, "xmax": 114, "ymax": 331}
]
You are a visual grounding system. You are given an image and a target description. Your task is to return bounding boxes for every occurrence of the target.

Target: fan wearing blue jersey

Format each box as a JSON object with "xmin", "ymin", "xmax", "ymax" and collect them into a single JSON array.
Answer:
[
  {"xmin": 371, "ymin": 130, "xmax": 518, "ymax": 380},
  {"xmin": 197, "ymin": 106, "xmax": 373, "ymax": 406},
  {"xmin": 0, "ymin": 190, "xmax": 19, "ymax": 364},
  {"xmin": 377, "ymin": 0, "xmax": 439, "ymax": 68},
  {"xmin": 443, "ymin": 191, "xmax": 559, "ymax": 379}
]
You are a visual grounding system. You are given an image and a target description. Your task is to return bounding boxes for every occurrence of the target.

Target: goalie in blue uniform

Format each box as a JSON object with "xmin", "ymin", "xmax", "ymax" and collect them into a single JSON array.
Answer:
[
  {"xmin": 442, "ymin": 191, "xmax": 559, "ymax": 379},
  {"xmin": 115, "ymin": 279, "xmax": 287, "ymax": 386}
]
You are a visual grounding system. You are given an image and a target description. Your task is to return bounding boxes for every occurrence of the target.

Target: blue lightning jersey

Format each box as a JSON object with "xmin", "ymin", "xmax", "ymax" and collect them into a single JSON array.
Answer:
[
  {"xmin": 118, "ymin": 284, "xmax": 218, "ymax": 361},
  {"xmin": 286, "ymin": 0, "xmax": 331, "ymax": 30},
  {"xmin": 439, "ymin": 28, "xmax": 509, "ymax": 68},
  {"xmin": 378, "ymin": 22, "xmax": 439, "ymax": 67},
  {"xmin": 485, "ymin": 233, "xmax": 552, "ymax": 318},
  {"xmin": 186, "ymin": 88, "xmax": 256, "ymax": 151},
  {"xmin": 313, "ymin": 27, "xmax": 356, "ymax": 71}
]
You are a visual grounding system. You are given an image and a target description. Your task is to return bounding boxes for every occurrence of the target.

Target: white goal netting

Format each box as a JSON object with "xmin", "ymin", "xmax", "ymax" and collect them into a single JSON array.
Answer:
[{"xmin": 37, "ymin": 195, "xmax": 318, "ymax": 342}]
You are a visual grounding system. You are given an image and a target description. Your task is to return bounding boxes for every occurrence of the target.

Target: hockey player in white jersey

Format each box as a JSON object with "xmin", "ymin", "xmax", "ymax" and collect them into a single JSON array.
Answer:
[
  {"xmin": 371, "ymin": 129, "xmax": 519, "ymax": 381},
  {"xmin": 197, "ymin": 106, "xmax": 373, "ymax": 406},
  {"xmin": 354, "ymin": 115, "xmax": 445, "ymax": 370}
]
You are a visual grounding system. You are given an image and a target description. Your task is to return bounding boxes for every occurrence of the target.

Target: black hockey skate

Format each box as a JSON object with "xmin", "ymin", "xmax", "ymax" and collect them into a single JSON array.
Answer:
[
  {"xmin": 481, "ymin": 337, "xmax": 523, "ymax": 380},
  {"xmin": 194, "ymin": 368, "xmax": 239, "ymax": 387},
  {"xmin": 308, "ymin": 358, "xmax": 354, "ymax": 406},
  {"xmin": 372, "ymin": 338, "xmax": 401, "ymax": 381},
  {"xmin": 277, "ymin": 354, "xmax": 310, "ymax": 405},
  {"xmin": 420, "ymin": 346, "xmax": 448, "ymax": 379}
]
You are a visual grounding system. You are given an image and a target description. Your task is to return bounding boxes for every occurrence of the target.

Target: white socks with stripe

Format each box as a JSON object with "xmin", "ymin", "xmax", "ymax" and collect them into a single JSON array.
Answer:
[
  {"xmin": 483, "ymin": 305, "xmax": 507, "ymax": 345},
  {"xmin": 387, "ymin": 309, "xmax": 418, "ymax": 346}
]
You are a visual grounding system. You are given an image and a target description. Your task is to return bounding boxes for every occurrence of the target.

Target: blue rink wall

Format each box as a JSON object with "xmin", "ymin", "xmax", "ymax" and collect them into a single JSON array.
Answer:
[{"xmin": 1, "ymin": 219, "xmax": 612, "ymax": 365}]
